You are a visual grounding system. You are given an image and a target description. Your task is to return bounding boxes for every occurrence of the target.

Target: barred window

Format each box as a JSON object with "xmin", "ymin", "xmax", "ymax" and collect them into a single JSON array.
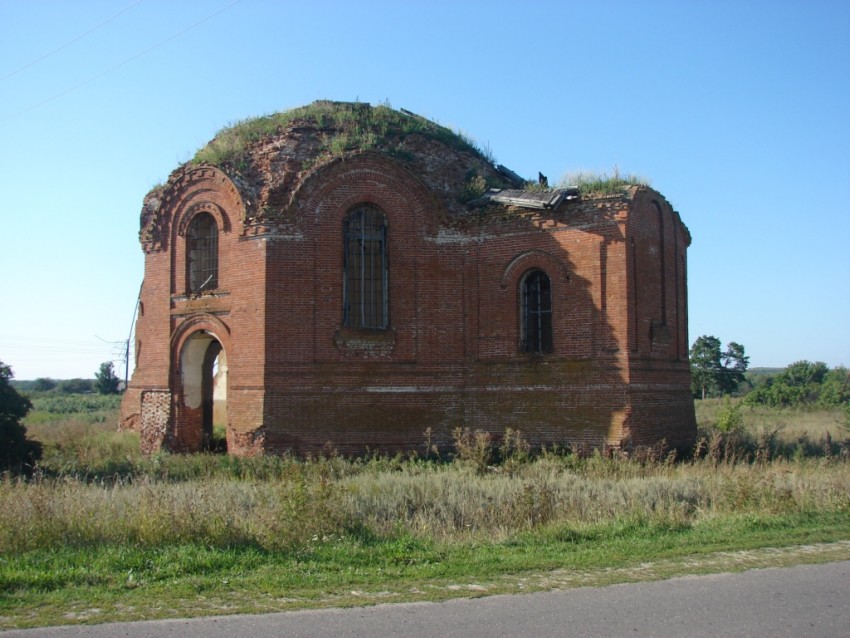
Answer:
[
  {"xmin": 521, "ymin": 270, "xmax": 553, "ymax": 353},
  {"xmin": 343, "ymin": 205, "xmax": 387, "ymax": 329},
  {"xmin": 187, "ymin": 213, "xmax": 218, "ymax": 293}
]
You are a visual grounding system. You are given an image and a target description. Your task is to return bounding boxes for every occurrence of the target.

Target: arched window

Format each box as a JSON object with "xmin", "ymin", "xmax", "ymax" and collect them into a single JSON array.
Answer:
[
  {"xmin": 343, "ymin": 204, "xmax": 387, "ymax": 329},
  {"xmin": 187, "ymin": 213, "xmax": 218, "ymax": 293},
  {"xmin": 521, "ymin": 270, "xmax": 552, "ymax": 353}
]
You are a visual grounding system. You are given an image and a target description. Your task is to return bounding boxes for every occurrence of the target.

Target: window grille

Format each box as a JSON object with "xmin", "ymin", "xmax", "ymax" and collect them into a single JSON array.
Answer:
[
  {"xmin": 521, "ymin": 270, "xmax": 552, "ymax": 353},
  {"xmin": 188, "ymin": 213, "xmax": 218, "ymax": 293},
  {"xmin": 343, "ymin": 205, "xmax": 387, "ymax": 329}
]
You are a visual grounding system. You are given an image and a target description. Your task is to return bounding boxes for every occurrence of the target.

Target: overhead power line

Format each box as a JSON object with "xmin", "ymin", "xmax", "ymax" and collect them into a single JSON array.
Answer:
[
  {"xmin": 0, "ymin": 0, "xmax": 146, "ymax": 82},
  {"xmin": 0, "ymin": 0, "xmax": 242, "ymax": 123}
]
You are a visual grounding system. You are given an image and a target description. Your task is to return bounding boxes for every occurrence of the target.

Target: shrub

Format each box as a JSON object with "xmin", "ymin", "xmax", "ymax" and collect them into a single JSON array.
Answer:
[
  {"xmin": 460, "ymin": 172, "xmax": 488, "ymax": 202},
  {"xmin": 32, "ymin": 378, "xmax": 57, "ymax": 392},
  {"xmin": 451, "ymin": 427, "xmax": 493, "ymax": 474},
  {"xmin": 0, "ymin": 360, "xmax": 42, "ymax": 473},
  {"xmin": 716, "ymin": 398, "xmax": 744, "ymax": 432},
  {"xmin": 499, "ymin": 428, "xmax": 531, "ymax": 474},
  {"xmin": 745, "ymin": 362, "xmax": 848, "ymax": 409},
  {"xmin": 57, "ymin": 378, "xmax": 94, "ymax": 394}
]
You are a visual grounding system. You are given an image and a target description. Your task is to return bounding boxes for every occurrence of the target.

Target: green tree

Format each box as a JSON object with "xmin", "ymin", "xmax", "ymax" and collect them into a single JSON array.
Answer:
[
  {"xmin": 94, "ymin": 361, "xmax": 121, "ymax": 395},
  {"xmin": 690, "ymin": 335, "xmax": 722, "ymax": 399},
  {"xmin": 719, "ymin": 341, "xmax": 749, "ymax": 395},
  {"xmin": 783, "ymin": 360, "xmax": 828, "ymax": 387},
  {"xmin": 745, "ymin": 361, "xmax": 847, "ymax": 408},
  {"xmin": 32, "ymin": 377, "xmax": 57, "ymax": 392},
  {"xmin": 690, "ymin": 336, "xmax": 749, "ymax": 399},
  {"xmin": 58, "ymin": 378, "xmax": 94, "ymax": 394},
  {"xmin": 818, "ymin": 366, "xmax": 850, "ymax": 407},
  {"xmin": 0, "ymin": 360, "xmax": 42, "ymax": 472}
]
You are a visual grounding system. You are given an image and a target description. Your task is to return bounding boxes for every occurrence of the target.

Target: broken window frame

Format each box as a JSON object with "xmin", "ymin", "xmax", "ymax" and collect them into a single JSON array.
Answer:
[
  {"xmin": 521, "ymin": 269, "xmax": 553, "ymax": 354},
  {"xmin": 187, "ymin": 212, "xmax": 219, "ymax": 294},
  {"xmin": 343, "ymin": 204, "xmax": 388, "ymax": 330}
]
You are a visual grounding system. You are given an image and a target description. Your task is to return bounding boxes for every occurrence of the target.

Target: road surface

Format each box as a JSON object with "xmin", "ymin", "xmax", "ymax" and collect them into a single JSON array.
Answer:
[{"xmin": 2, "ymin": 560, "xmax": 848, "ymax": 637}]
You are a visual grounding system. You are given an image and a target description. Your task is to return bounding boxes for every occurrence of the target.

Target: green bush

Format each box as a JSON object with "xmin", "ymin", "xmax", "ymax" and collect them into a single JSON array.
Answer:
[
  {"xmin": 57, "ymin": 378, "xmax": 94, "ymax": 394},
  {"xmin": 0, "ymin": 360, "xmax": 42, "ymax": 473},
  {"xmin": 716, "ymin": 398, "xmax": 744, "ymax": 432},
  {"xmin": 745, "ymin": 362, "xmax": 848, "ymax": 408},
  {"xmin": 32, "ymin": 378, "xmax": 57, "ymax": 392}
]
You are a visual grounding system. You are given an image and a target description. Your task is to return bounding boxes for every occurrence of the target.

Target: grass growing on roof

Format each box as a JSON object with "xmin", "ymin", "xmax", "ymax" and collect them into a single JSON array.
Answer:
[
  {"xmin": 191, "ymin": 101, "xmax": 493, "ymax": 169},
  {"xmin": 557, "ymin": 169, "xmax": 650, "ymax": 196}
]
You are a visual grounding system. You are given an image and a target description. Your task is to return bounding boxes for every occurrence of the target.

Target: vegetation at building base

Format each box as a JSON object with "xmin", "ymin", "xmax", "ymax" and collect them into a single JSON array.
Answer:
[{"xmin": 1, "ymin": 393, "xmax": 849, "ymax": 629}]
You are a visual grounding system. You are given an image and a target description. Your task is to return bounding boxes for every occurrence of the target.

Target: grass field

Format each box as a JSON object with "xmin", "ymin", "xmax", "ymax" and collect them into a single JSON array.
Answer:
[{"xmin": 1, "ymin": 397, "xmax": 848, "ymax": 629}]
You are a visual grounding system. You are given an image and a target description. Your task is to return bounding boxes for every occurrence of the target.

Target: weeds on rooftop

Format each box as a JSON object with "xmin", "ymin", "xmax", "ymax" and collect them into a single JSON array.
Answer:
[
  {"xmin": 557, "ymin": 168, "xmax": 650, "ymax": 196},
  {"xmin": 191, "ymin": 101, "xmax": 493, "ymax": 170}
]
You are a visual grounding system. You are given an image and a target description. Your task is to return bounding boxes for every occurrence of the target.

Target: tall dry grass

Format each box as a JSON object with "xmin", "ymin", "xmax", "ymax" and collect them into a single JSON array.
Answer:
[
  {"xmin": 0, "ymin": 473, "xmax": 344, "ymax": 553},
  {"xmin": 3, "ymin": 403, "xmax": 847, "ymax": 555},
  {"xmin": 2, "ymin": 453, "xmax": 848, "ymax": 554},
  {"xmin": 695, "ymin": 398, "xmax": 847, "ymax": 440}
]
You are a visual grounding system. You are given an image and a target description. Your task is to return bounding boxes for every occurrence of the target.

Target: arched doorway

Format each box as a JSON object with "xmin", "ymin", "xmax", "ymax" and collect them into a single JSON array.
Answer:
[{"xmin": 180, "ymin": 331, "xmax": 228, "ymax": 452}]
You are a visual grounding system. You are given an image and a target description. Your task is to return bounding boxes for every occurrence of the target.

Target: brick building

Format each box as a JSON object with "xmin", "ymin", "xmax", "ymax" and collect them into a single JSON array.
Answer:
[{"xmin": 120, "ymin": 101, "xmax": 696, "ymax": 456}]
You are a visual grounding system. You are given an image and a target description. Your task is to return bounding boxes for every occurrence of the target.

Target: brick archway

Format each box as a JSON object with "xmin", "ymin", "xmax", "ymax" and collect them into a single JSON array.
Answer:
[
  {"xmin": 168, "ymin": 316, "xmax": 231, "ymax": 452},
  {"xmin": 175, "ymin": 332, "xmax": 226, "ymax": 452}
]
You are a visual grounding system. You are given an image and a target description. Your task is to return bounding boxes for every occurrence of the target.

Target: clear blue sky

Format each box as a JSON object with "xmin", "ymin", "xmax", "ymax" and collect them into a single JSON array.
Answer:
[{"xmin": 1, "ymin": 0, "xmax": 848, "ymax": 380}]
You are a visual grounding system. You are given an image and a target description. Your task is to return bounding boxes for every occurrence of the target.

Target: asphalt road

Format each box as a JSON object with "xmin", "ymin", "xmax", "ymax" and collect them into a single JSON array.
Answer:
[{"xmin": 3, "ymin": 561, "xmax": 848, "ymax": 637}]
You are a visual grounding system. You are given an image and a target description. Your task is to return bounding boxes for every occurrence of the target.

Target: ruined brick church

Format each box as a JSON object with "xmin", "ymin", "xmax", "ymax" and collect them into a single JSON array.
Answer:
[{"xmin": 120, "ymin": 101, "xmax": 697, "ymax": 456}]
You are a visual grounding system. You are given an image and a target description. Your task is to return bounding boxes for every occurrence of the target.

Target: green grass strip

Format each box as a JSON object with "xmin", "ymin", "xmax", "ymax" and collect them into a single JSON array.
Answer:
[{"xmin": 2, "ymin": 510, "xmax": 849, "ymax": 629}]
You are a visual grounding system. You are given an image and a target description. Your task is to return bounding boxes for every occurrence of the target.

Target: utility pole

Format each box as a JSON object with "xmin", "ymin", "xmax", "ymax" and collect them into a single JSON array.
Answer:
[{"xmin": 124, "ymin": 280, "xmax": 143, "ymax": 388}]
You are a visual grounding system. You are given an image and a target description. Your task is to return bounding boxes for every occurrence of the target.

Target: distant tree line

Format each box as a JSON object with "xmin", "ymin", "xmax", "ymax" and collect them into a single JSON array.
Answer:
[
  {"xmin": 12, "ymin": 361, "xmax": 122, "ymax": 396},
  {"xmin": 744, "ymin": 360, "xmax": 849, "ymax": 409},
  {"xmin": 690, "ymin": 335, "xmax": 849, "ymax": 410}
]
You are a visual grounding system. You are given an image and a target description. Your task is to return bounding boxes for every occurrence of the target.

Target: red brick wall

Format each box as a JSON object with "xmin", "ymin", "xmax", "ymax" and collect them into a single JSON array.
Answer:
[
  {"xmin": 122, "ymin": 157, "xmax": 696, "ymax": 456},
  {"xmin": 622, "ymin": 189, "xmax": 695, "ymax": 448}
]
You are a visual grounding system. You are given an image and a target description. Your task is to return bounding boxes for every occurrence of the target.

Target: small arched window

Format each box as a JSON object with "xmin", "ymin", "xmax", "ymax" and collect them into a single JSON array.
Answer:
[
  {"xmin": 521, "ymin": 270, "xmax": 552, "ymax": 353},
  {"xmin": 343, "ymin": 204, "xmax": 387, "ymax": 329},
  {"xmin": 187, "ymin": 213, "xmax": 218, "ymax": 293}
]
